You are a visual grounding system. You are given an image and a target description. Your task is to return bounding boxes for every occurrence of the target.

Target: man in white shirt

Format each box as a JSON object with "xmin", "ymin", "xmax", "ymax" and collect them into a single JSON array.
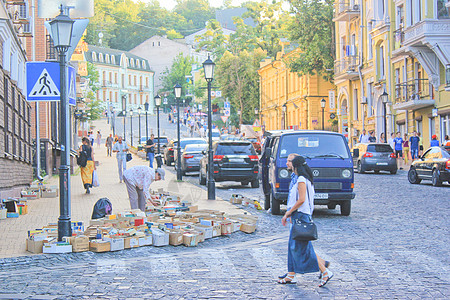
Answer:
[
  {"xmin": 359, "ymin": 129, "xmax": 370, "ymax": 143},
  {"xmin": 123, "ymin": 166, "xmax": 165, "ymax": 211},
  {"xmin": 112, "ymin": 136, "xmax": 129, "ymax": 183}
]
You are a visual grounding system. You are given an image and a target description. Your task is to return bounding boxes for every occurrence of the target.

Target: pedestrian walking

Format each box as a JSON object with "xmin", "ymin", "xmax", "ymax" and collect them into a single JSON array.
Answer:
[
  {"xmin": 105, "ymin": 134, "xmax": 114, "ymax": 157},
  {"xmin": 145, "ymin": 134, "xmax": 156, "ymax": 168},
  {"xmin": 96, "ymin": 131, "xmax": 102, "ymax": 148},
  {"xmin": 112, "ymin": 136, "xmax": 129, "ymax": 183},
  {"xmin": 379, "ymin": 133, "xmax": 385, "ymax": 143},
  {"xmin": 78, "ymin": 137, "xmax": 96, "ymax": 194},
  {"xmin": 393, "ymin": 132, "xmax": 403, "ymax": 168},
  {"xmin": 402, "ymin": 134, "xmax": 410, "ymax": 165},
  {"xmin": 418, "ymin": 132, "xmax": 424, "ymax": 156},
  {"xmin": 123, "ymin": 166, "xmax": 165, "ymax": 211},
  {"xmin": 430, "ymin": 134, "xmax": 439, "ymax": 147},
  {"xmin": 359, "ymin": 129, "xmax": 370, "ymax": 143},
  {"xmin": 409, "ymin": 131, "xmax": 420, "ymax": 160},
  {"xmin": 368, "ymin": 131, "xmax": 376, "ymax": 143},
  {"xmin": 88, "ymin": 131, "xmax": 94, "ymax": 146},
  {"xmin": 278, "ymin": 155, "xmax": 333, "ymax": 287}
]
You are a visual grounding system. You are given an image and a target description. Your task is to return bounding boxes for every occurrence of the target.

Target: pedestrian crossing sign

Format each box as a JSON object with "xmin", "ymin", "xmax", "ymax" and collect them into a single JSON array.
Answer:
[
  {"xmin": 26, "ymin": 62, "xmax": 60, "ymax": 102},
  {"xmin": 67, "ymin": 65, "xmax": 76, "ymax": 106}
]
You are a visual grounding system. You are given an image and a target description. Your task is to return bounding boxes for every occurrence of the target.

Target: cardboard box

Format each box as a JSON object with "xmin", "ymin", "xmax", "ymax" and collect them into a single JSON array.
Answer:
[
  {"xmin": 43, "ymin": 243, "xmax": 72, "ymax": 254},
  {"xmin": 103, "ymin": 237, "xmax": 125, "ymax": 251},
  {"xmin": 188, "ymin": 205, "xmax": 198, "ymax": 213},
  {"xmin": 183, "ymin": 233, "xmax": 199, "ymax": 247},
  {"xmin": 64, "ymin": 236, "xmax": 89, "ymax": 253},
  {"xmin": 26, "ymin": 239, "xmax": 44, "ymax": 254},
  {"xmin": 17, "ymin": 204, "xmax": 28, "ymax": 215},
  {"xmin": 89, "ymin": 240, "xmax": 111, "ymax": 252},
  {"xmin": 151, "ymin": 228, "xmax": 169, "ymax": 246},
  {"xmin": 138, "ymin": 235, "xmax": 152, "ymax": 247},
  {"xmin": 168, "ymin": 230, "xmax": 183, "ymax": 246},
  {"xmin": 220, "ymin": 221, "xmax": 232, "ymax": 235},
  {"xmin": 230, "ymin": 220, "xmax": 242, "ymax": 232},
  {"xmin": 194, "ymin": 225, "xmax": 213, "ymax": 239},
  {"xmin": 0, "ymin": 209, "xmax": 6, "ymax": 220},
  {"xmin": 240, "ymin": 223, "xmax": 257, "ymax": 233},
  {"xmin": 124, "ymin": 236, "xmax": 139, "ymax": 249},
  {"xmin": 212, "ymin": 224, "xmax": 222, "ymax": 237},
  {"xmin": 41, "ymin": 189, "xmax": 58, "ymax": 198}
]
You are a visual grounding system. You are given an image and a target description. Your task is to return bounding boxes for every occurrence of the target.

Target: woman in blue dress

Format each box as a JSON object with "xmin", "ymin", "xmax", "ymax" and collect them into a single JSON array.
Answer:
[{"xmin": 278, "ymin": 156, "xmax": 334, "ymax": 287}]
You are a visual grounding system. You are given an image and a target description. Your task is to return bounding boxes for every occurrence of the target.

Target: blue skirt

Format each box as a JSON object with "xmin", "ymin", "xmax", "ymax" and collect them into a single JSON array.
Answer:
[{"xmin": 287, "ymin": 211, "xmax": 320, "ymax": 274}]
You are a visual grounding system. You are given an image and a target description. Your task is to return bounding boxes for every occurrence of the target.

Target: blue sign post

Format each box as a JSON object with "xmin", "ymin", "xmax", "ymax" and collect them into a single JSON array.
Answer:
[
  {"xmin": 67, "ymin": 65, "xmax": 76, "ymax": 106},
  {"xmin": 26, "ymin": 62, "xmax": 60, "ymax": 102}
]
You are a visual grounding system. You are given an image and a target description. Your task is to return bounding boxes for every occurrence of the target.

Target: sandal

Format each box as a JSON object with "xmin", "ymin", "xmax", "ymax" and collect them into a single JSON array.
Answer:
[
  {"xmin": 318, "ymin": 261, "xmax": 331, "ymax": 279},
  {"xmin": 318, "ymin": 269, "xmax": 333, "ymax": 287},
  {"xmin": 278, "ymin": 273, "xmax": 288, "ymax": 279},
  {"xmin": 277, "ymin": 274, "xmax": 297, "ymax": 284}
]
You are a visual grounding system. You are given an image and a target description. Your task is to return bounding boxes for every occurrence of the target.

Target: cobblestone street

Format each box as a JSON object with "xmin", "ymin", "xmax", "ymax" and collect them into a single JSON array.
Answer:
[{"xmin": 0, "ymin": 159, "xmax": 449, "ymax": 299}]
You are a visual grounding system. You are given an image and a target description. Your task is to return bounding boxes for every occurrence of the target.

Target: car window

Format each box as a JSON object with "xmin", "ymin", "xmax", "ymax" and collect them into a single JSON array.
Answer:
[
  {"xmin": 180, "ymin": 139, "xmax": 206, "ymax": 148},
  {"xmin": 442, "ymin": 148, "xmax": 450, "ymax": 158},
  {"xmin": 155, "ymin": 138, "xmax": 168, "ymax": 144},
  {"xmin": 215, "ymin": 143, "xmax": 256, "ymax": 155},
  {"xmin": 211, "ymin": 132, "xmax": 220, "ymax": 137},
  {"xmin": 185, "ymin": 144, "xmax": 207, "ymax": 152},
  {"xmin": 422, "ymin": 149, "xmax": 432, "ymax": 159},
  {"xmin": 367, "ymin": 144, "xmax": 393, "ymax": 152},
  {"xmin": 272, "ymin": 138, "xmax": 280, "ymax": 157},
  {"xmin": 279, "ymin": 134, "xmax": 350, "ymax": 158}
]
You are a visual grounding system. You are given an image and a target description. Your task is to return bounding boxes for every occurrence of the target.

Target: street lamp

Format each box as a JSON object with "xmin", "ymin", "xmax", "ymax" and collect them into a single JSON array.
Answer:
[
  {"xmin": 123, "ymin": 109, "xmax": 126, "ymax": 141},
  {"xmin": 320, "ymin": 99, "xmax": 326, "ymax": 130},
  {"xmin": 282, "ymin": 103, "xmax": 287, "ymax": 129},
  {"xmin": 144, "ymin": 102, "xmax": 149, "ymax": 140},
  {"xmin": 203, "ymin": 55, "xmax": 216, "ymax": 200},
  {"xmin": 137, "ymin": 106, "xmax": 142, "ymax": 145},
  {"xmin": 380, "ymin": 91, "xmax": 390, "ymax": 143},
  {"xmin": 50, "ymin": 7, "xmax": 74, "ymax": 241},
  {"xmin": 174, "ymin": 83, "xmax": 182, "ymax": 181},
  {"xmin": 154, "ymin": 95, "xmax": 162, "ymax": 167},
  {"xmin": 129, "ymin": 109, "xmax": 133, "ymax": 147}
]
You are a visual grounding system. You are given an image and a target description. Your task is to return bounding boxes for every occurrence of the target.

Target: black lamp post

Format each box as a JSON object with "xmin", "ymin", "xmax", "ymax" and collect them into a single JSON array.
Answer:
[
  {"xmin": 123, "ymin": 109, "xmax": 126, "ymax": 140},
  {"xmin": 154, "ymin": 95, "xmax": 162, "ymax": 167},
  {"xmin": 320, "ymin": 98, "xmax": 326, "ymax": 130},
  {"xmin": 144, "ymin": 102, "xmax": 149, "ymax": 140},
  {"xmin": 203, "ymin": 55, "xmax": 216, "ymax": 200},
  {"xmin": 50, "ymin": 7, "xmax": 74, "ymax": 241},
  {"xmin": 174, "ymin": 84, "xmax": 182, "ymax": 181},
  {"xmin": 130, "ymin": 109, "xmax": 133, "ymax": 147},
  {"xmin": 381, "ymin": 91, "xmax": 389, "ymax": 143},
  {"xmin": 137, "ymin": 106, "xmax": 142, "ymax": 144},
  {"xmin": 282, "ymin": 103, "xmax": 287, "ymax": 129}
]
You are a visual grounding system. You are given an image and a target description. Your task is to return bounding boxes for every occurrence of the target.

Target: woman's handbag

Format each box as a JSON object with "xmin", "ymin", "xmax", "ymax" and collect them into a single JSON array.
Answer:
[
  {"xmin": 291, "ymin": 219, "xmax": 318, "ymax": 241},
  {"xmin": 126, "ymin": 153, "xmax": 132, "ymax": 162}
]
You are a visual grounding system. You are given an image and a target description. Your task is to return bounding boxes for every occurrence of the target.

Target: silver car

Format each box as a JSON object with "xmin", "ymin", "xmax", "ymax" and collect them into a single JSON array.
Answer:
[{"xmin": 178, "ymin": 144, "xmax": 208, "ymax": 175}]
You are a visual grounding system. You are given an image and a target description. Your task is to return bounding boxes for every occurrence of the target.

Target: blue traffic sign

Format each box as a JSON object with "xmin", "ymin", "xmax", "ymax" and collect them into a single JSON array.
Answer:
[
  {"xmin": 224, "ymin": 101, "xmax": 230, "ymax": 109},
  {"xmin": 67, "ymin": 65, "xmax": 76, "ymax": 106},
  {"xmin": 26, "ymin": 62, "xmax": 60, "ymax": 102}
]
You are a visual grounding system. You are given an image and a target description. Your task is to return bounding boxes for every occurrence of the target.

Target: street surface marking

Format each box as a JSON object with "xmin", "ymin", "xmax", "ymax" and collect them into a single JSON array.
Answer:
[{"xmin": 29, "ymin": 69, "xmax": 60, "ymax": 97}]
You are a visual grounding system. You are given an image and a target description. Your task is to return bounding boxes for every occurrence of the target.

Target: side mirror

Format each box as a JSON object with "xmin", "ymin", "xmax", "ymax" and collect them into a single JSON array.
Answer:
[
  {"xmin": 265, "ymin": 148, "xmax": 272, "ymax": 159},
  {"xmin": 352, "ymin": 149, "xmax": 359, "ymax": 158}
]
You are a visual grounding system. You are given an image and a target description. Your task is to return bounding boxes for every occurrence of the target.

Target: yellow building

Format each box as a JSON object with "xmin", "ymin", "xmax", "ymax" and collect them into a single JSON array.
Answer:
[
  {"xmin": 258, "ymin": 44, "xmax": 336, "ymax": 132},
  {"xmin": 333, "ymin": 0, "xmax": 450, "ymax": 147}
]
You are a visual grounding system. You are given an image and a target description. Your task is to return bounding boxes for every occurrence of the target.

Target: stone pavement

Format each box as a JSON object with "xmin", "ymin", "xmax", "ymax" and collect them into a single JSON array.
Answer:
[{"xmin": 0, "ymin": 118, "xmax": 243, "ymax": 258}]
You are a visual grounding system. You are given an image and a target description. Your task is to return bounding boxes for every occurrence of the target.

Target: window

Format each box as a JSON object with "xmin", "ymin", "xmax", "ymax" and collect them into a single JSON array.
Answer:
[
  {"xmin": 136, "ymin": 60, "xmax": 140, "ymax": 68},
  {"xmin": 441, "ymin": 114, "xmax": 449, "ymax": 142},
  {"xmin": 416, "ymin": 119, "xmax": 422, "ymax": 135},
  {"xmin": 367, "ymin": 82, "xmax": 373, "ymax": 117},
  {"xmin": 278, "ymin": 134, "xmax": 350, "ymax": 158},
  {"xmin": 142, "ymin": 61, "xmax": 146, "ymax": 68},
  {"xmin": 353, "ymin": 89, "xmax": 358, "ymax": 120},
  {"xmin": 368, "ymin": 33, "xmax": 373, "ymax": 59},
  {"xmin": 115, "ymin": 73, "xmax": 118, "ymax": 84},
  {"xmin": 99, "ymin": 53, "xmax": 103, "ymax": 62},
  {"xmin": 429, "ymin": 117, "xmax": 436, "ymax": 137},
  {"xmin": 438, "ymin": 0, "xmax": 450, "ymax": 19},
  {"xmin": 379, "ymin": 46, "xmax": 385, "ymax": 79},
  {"xmin": 105, "ymin": 54, "xmax": 110, "ymax": 63},
  {"xmin": 92, "ymin": 52, "xmax": 96, "ymax": 61},
  {"xmin": 112, "ymin": 56, "xmax": 116, "ymax": 64}
]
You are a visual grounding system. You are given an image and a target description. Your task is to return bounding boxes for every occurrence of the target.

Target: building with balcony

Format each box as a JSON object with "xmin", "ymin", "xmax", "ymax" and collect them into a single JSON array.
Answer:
[
  {"xmin": 333, "ymin": 0, "xmax": 450, "ymax": 147},
  {"xmin": 84, "ymin": 45, "xmax": 155, "ymax": 114},
  {"xmin": 258, "ymin": 43, "xmax": 335, "ymax": 132}
]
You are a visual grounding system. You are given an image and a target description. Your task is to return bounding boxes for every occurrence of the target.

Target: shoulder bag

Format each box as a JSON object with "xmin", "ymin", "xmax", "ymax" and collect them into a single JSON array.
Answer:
[
  {"xmin": 291, "ymin": 183, "xmax": 318, "ymax": 241},
  {"xmin": 126, "ymin": 153, "xmax": 132, "ymax": 162}
]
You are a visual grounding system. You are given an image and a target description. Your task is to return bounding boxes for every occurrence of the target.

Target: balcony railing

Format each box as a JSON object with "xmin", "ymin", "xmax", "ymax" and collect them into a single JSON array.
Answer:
[
  {"xmin": 333, "ymin": 2, "xmax": 360, "ymax": 21},
  {"xmin": 395, "ymin": 79, "xmax": 432, "ymax": 103},
  {"xmin": 334, "ymin": 56, "xmax": 360, "ymax": 77},
  {"xmin": 102, "ymin": 80, "xmax": 112, "ymax": 87},
  {"xmin": 393, "ymin": 28, "xmax": 405, "ymax": 51}
]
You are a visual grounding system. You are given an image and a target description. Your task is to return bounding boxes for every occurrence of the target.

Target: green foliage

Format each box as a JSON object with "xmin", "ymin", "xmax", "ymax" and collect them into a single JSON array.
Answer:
[
  {"xmin": 286, "ymin": 0, "xmax": 335, "ymax": 81},
  {"xmin": 86, "ymin": 99, "xmax": 104, "ymax": 121},
  {"xmin": 160, "ymin": 53, "xmax": 196, "ymax": 96},
  {"xmin": 86, "ymin": 62, "xmax": 99, "ymax": 92},
  {"xmin": 174, "ymin": 0, "xmax": 215, "ymax": 29}
]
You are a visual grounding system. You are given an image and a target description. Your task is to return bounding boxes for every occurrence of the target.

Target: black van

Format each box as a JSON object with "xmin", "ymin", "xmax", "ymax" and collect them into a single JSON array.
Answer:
[{"xmin": 260, "ymin": 130, "xmax": 355, "ymax": 216}]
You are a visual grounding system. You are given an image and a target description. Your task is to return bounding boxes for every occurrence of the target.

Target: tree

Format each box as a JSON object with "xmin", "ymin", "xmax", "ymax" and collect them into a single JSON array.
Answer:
[
  {"xmin": 173, "ymin": 0, "xmax": 215, "ymax": 29},
  {"xmin": 160, "ymin": 53, "xmax": 196, "ymax": 99},
  {"xmin": 215, "ymin": 48, "xmax": 266, "ymax": 125},
  {"xmin": 195, "ymin": 19, "xmax": 230, "ymax": 58},
  {"xmin": 286, "ymin": 0, "xmax": 335, "ymax": 81}
]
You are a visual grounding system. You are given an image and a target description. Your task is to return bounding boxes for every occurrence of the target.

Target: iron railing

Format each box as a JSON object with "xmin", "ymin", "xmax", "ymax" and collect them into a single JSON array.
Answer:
[
  {"xmin": 334, "ymin": 56, "xmax": 360, "ymax": 76},
  {"xmin": 393, "ymin": 28, "xmax": 405, "ymax": 51},
  {"xmin": 334, "ymin": 2, "xmax": 360, "ymax": 19},
  {"xmin": 395, "ymin": 79, "xmax": 432, "ymax": 103}
]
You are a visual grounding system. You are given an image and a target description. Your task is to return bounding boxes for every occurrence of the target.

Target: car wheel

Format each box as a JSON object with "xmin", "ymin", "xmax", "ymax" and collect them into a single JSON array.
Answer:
[
  {"xmin": 340, "ymin": 201, "xmax": 351, "ymax": 216},
  {"xmin": 251, "ymin": 179, "xmax": 259, "ymax": 188},
  {"xmin": 407, "ymin": 168, "xmax": 421, "ymax": 184},
  {"xmin": 390, "ymin": 169, "xmax": 397, "ymax": 174},
  {"xmin": 241, "ymin": 181, "xmax": 249, "ymax": 186},
  {"xmin": 374, "ymin": 170, "xmax": 380, "ymax": 174},
  {"xmin": 357, "ymin": 161, "xmax": 365, "ymax": 174},
  {"xmin": 264, "ymin": 194, "xmax": 270, "ymax": 210},
  {"xmin": 432, "ymin": 169, "xmax": 442, "ymax": 187},
  {"xmin": 270, "ymin": 192, "xmax": 281, "ymax": 215},
  {"xmin": 199, "ymin": 169, "xmax": 206, "ymax": 185},
  {"xmin": 327, "ymin": 203, "xmax": 336, "ymax": 209}
]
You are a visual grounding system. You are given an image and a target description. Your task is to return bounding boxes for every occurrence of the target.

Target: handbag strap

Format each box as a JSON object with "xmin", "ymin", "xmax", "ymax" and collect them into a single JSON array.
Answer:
[{"xmin": 305, "ymin": 182, "xmax": 314, "ymax": 220}]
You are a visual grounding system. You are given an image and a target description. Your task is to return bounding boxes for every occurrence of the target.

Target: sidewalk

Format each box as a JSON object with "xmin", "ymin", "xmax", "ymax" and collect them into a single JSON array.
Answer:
[{"xmin": 0, "ymin": 119, "xmax": 244, "ymax": 258}]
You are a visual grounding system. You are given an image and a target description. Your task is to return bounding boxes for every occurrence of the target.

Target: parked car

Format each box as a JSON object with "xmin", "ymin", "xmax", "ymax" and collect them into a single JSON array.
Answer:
[
  {"xmin": 408, "ymin": 146, "xmax": 450, "ymax": 186},
  {"xmin": 138, "ymin": 136, "xmax": 168, "ymax": 154},
  {"xmin": 245, "ymin": 138, "xmax": 261, "ymax": 154},
  {"xmin": 206, "ymin": 129, "xmax": 221, "ymax": 142},
  {"xmin": 176, "ymin": 144, "xmax": 208, "ymax": 175},
  {"xmin": 165, "ymin": 138, "xmax": 207, "ymax": 166},
  {"xmin": 198, "ymin": 141, "xmax": 259, "ymax": 188},
  {"xmin": 351, "ymin": 143, "xmax": 397, "ymax": 174},
  {"xmin": 260, "ymin": 130, "xmax": 355, "ymax": 216}
]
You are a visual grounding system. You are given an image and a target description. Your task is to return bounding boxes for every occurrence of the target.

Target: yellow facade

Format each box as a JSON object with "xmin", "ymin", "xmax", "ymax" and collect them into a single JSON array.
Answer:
[
  {"xmin": 258, "ymin": 46, "xmax": 336, "ymax": 132},
  {"xmin": 333, "ymin": 0, "xmax": 450, "ymax": 148}
]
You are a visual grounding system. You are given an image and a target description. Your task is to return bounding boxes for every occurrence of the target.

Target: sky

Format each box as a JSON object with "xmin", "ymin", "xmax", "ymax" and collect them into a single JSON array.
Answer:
[{"xmin": 137, "ymin": 0, "xmax": 262, "ymax": 11}]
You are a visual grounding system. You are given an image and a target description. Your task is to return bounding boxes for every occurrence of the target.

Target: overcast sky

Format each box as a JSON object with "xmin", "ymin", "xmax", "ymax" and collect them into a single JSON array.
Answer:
[{"xmin": 137, "ymin": 0, "xmax": 264, "ymax": 11}]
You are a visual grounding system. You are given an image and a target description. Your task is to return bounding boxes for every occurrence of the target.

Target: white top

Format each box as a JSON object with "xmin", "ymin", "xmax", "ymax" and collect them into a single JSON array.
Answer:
[
  {"xmin": 287, "ymin": 176, "xmax": 315, "ymax": 215},
  {"xmin": 123, "ymin": 166, "xmax": 155, "ymax": 200},
  {"xmin": 360, "ymin": 134, "xmax": 370, "ymax": 143},
  {"xmin": 113, "ymin": 141, "xmax": 129, "ymax": 159}
]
